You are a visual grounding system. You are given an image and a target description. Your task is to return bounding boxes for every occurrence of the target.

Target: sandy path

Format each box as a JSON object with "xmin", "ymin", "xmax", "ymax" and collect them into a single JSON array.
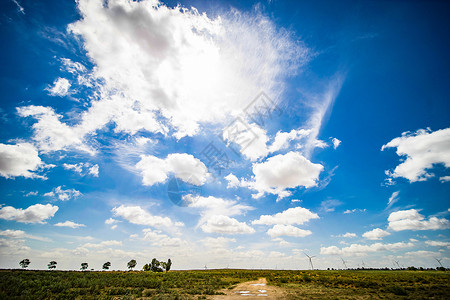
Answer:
[{"xmin": 212, "ymin": 278, "xmax": 286, "ymax": 300}]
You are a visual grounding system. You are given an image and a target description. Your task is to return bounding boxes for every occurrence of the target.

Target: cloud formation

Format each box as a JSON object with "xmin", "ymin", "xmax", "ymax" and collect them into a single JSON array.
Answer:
[
  {"xmin": 388, "ymin": 209, "xmax": 450, "ymax": 231},
  {"xmin": 136, "ymin": 153, "xmax": 208, "ymax": 186},
  {"xmin": 200, "ymin": 215, "xmax": 255, "ymax": 234},
  {"xmin": 252, "ymin": 207, "xmax": 319, "ymax": 226},
  {"xmin": 362, "ymin": 228, "xmax": 391, "ymax": 240},
  {"xmin": 0, "ymin": 204, "xmax": 58, "ymax": 223},
  {"xmin": 267, "ymin": 224, "xmax": 312, "ymax": 238},
  {"xmin": 382, "ymin": 128, "xmax": 450, "ymax": 182},
  {"xmin": 321, "ymin": 242, "xmax": 414, "ymax": 256},
  {"xmin": 0, "ymin": 143, "xmax": 48, "ymax": 179},
  {"xmin": 54, "ymin": 221, "xmax": 86, "ymax": 228},
  {"xmin": 112, "ymin": 205, "xmax": 183, "ymax": 229}
]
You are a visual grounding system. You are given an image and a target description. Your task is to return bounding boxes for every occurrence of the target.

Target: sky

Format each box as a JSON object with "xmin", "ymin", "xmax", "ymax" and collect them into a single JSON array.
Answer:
[{"xmin": 0, "ymin": 0, "xmax": 449, "ymax": 271}]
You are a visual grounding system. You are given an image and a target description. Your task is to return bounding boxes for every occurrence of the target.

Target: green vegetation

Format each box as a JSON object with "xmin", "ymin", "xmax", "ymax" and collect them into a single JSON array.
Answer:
[{"xmin": 0, "ymin": 269, "xmax": 448, "ymax": 299}]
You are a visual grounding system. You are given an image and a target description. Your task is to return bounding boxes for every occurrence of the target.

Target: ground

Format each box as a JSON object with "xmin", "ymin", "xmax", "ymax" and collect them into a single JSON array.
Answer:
[{"xmin": 0, "ymin": 269, "xmax": 449, "ymax": 299}]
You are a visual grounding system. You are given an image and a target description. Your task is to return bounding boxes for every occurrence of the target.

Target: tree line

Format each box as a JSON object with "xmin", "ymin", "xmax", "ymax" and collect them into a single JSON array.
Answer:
[{"xmin": 19, "ymin": 258, "xmax": 172, "ymax": 272}]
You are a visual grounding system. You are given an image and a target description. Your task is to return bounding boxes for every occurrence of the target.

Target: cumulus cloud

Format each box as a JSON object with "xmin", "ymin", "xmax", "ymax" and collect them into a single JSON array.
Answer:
[
  {"xmin": 16, "ymin": 106, "xmax": 87, "ymax": 153},
  {"xmin": 331, "ymin": 137, "xmax": 341, "ymax": 149},
  {"xmin": 362, "ymin": 228, "xmax": 391, "ymax": 240},
  {"xmin": 0, "ymin": 203, "xmax": 58, "ymax": 223},
  {"xmin": 54, "ymin": 221, "xmax": 86, "ymax": 228},
  {"xmin": 320, "ymin": 242, "xmax": 414, "ymax": 256},
  {"xmin": 142, "ymin": 229, "xmax": 184, "ymax": 247},
  {"xmin": 200, "ymin": 215, "xmax": 255, "ymax": 234},
  {"xmin": 382, "ymin": 128, "xmax": 450, "ymax": 182},
  {"xmin": 112, "ymin": 205, "xmax": 183, "ymax": 229},
  {"xmin": 185, "ymin": 194, "xmax": 254, "ymax": 227},
  {"xmin": 388, "ymin": 209, "xmax": 450, "ymax": 231},
  {"xmin": 0, "ymin": 229, "xmax": 50, "ymax": 242},
  {"xmin": 44, "ymin": 186, "xmax": 82, "ymax": 201},
  {"xmin": 46, "ymin": 77, "xmax": 71, "ymax": 96},
  {"xmin": 252, "ymin": 207, "xmax": 319, "ymax": 226},
  {"xmin": 425, "ymin": 240, "xmax": 450, "ymax": 248},
  {"xmin": 0, "ymin": 143, "xmax": 48, "ymax": 179},
  {"xmin": 267, "ymin": 224, "xmax": 312, "ymax": 238},
  {"xmin": 0, "ymin": 238, "xmax": 30, "ymax": 255},
  {"xmin": 245, "ymin": 151, "xmax": 323, "ymax": 199},
  {"xmin": 16, "ymin": 0, "xmax": 306, "ymax": 152},
  {"xmin": 136, "ymin": 153, "xmax": 209, "ymax": 186}
]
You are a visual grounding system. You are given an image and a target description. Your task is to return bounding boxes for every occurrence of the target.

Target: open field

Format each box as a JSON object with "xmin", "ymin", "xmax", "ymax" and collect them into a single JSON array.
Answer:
[{"xmin": 0, "ymin": 269, "xmax": 449, "ymax": 299}]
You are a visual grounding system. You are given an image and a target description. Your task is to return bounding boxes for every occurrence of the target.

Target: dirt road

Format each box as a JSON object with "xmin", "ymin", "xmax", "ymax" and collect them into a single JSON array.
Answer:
[{"xmin": 213, "ymin": 278, "xmax": 286, "ymax": 300}]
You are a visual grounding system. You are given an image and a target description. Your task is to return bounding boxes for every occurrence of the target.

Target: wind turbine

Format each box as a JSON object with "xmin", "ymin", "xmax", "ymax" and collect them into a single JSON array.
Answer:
[
  {"xmin": 340, "ymin": 257, "xmax": 348, "ymax": 269},
  {"xmin": 304, "ymin": 252, "xmax": 316, "ymax": 270},
  {"xmin": 361, "ymin": 260, "xmax": 366, "ymax": 269},
  {"xmin": 435, "ymin": 258, "xmax": 444, "ymax": 268},
  {"xmin": 204, "ymin": 264, "xmax": 207, "ymax": 270},
  {"xmin": 394, "ymin": 260, "xmax": 401, "ymax": 269}
]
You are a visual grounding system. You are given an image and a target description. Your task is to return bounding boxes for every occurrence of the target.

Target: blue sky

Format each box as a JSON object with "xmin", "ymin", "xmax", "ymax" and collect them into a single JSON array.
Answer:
[{"xmin": 0, "ymin": 0, "xmax": 449, "ymax": 270}]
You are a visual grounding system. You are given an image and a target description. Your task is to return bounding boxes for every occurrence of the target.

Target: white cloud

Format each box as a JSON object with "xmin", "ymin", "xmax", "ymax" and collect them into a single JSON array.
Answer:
[
  {"xmin": 19, "ymin": 0, "xmax": 308, "ymax": 148},
  {"xmin": 54, "ymin": 221, "xmax": 86, "ymax": 228},
  {"xmin": 386, "ymin": 191, "xmax": 400, "ymax": 210},
  {"xmin": 16, "ymin": 106, "xmax": 87, "ymax": 153},
  {"xmin": 0, "ymin": 238, "xmax": 30, "ymax": 255},
  {"xmin": 425, "ymin": 240, "xmax": 450, "ymax": 248},
  {"xmin": 339, "ymin": 232, "xmax": 357, "ymax": 238},
  {"xmin": 362, "ymin": 228, "xmax": 391, "ymax": 240},
  {"xmin": 0, "ymin": 203, "xmax": 58, "ymax": 224},
  {"xmin": 88, "ymin": 164, "xmax": 99, "ymax": 177},
  {"xmin": 268, "ymin": 129, "xmax": 311, "ymax": 154},
  {"xmin": 267, "ymin": 224, "xmax": 312, "ymax": 238},
  {"xmin": 82, "ymin": 240, "xmax": 122, "ymax": 248},
  {"xmin": 343, "ymin": 208, "xmax": 366, "ymax": 214},
  {"xmin": 202, "ymin": 237, "xmax": 236, "ymax": 249},
  {"xmin": 0, "ymin": 143, "xmax": 48, "ymax": 179},
  {"xmin": 225, "ymin": 173, "xmax": 240, "ymax": 189},
  {"xmin": 0, "ymin": 229, "xmax": 50, "ymax": 242},
  {"xmin": 44, "ymin": 186, "xmax": 82, "ymax": 201},
  {"xmin": 388, "ymin": 209, "xmax": 450, "ymax": 231},
  {"xmin": 185, "ymin": 194, "xmax": 254, "ymax": 226},
  {"xmin": 136, "ymin": 153, "xmax": 209, "ymax": 186},
  {"xmin": 320, "ymin": 242, "xmax": 414, "ymax": 256},
  {"xmin": 245, "ymin": 151, "xmax": 323, "ymax": 200},
  {"xmin": 331, "ymin": 137, "xmax": 341, "ymax": 149},
  {"xmin": 105, "ymin": 218, "xmax": 118, "ymax": 225},
  {"xmin": 440, "ymin": 176, "xmax": 450, "ymax": 182},
  {"xmin": 12, "ymin": 0, "xmax": 25, "ymax": 15},
  {"xmin": 252, "ymin": 207, "xmax": 319, "ymax": 226},
  {"xmin": 46, "ymin": 77, "xmax": 71, "ymax": 96},
  {"xmin": 63, "ymin": 163, "xmax": 99, "ymax": 177},
  {"xmin": 222, "ymin": 120, "xmax": 270, "ymax": 161},
  {"xmin": 142, "ymin": 229, "xmax": 184, "ymax": 247},
  {"xmin": 200, "ymin": 215, "xmax": 255, "ymax": 234},
  {"xmin": 382, "ymin": 128, "xmax": 450, "ymax": 182},
  {"xmin": 112, "ymin": 205, "xmax": 183, "ymax": 229}
]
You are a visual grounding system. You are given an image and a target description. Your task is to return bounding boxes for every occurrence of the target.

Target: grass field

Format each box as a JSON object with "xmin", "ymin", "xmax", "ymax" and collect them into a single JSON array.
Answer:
[{"xmin": 0, "ymin": 269, "xmax": 449, "ymax": 299}]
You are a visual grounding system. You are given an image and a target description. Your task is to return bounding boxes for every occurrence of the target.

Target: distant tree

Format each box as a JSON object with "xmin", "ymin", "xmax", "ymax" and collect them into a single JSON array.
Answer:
[
  {"xmin": 80, "ymin": 263, "xmax": 88, "ymax": 271},
  {"xmin": 151, "ymin": 258, "xmax": 163, "ymax": 272},
  {"xmin": 143, "ymin": 263, "xmax": 150, "ymax": 271},
  {"xmin": 103, "ymin": 262, "xmax": 111, "ymax": 270},
  {"xmin": 165, "ymin": 259, "xmax": 172, "ymax": 272},
  {"xmin": 19, "ymin": 259, "xmax": 30, "ymax": 269},
  {"xmin": 48, "ymin": 261, "xmax": 57, "ymax": 270},
  {"xmin": 127, "ymin": 259, "xmax": 137, "ymax": 270}
]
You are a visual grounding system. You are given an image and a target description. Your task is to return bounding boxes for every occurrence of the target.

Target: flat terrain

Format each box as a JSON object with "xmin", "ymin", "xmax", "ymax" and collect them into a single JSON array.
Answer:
[{"xmin": 0, "ymin": 269, "xmax": 449, "ymax": 299}]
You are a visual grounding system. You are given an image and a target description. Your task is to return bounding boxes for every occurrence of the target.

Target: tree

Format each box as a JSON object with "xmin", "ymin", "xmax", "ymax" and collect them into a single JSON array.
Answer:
[
  {"xmin": 80, "ymin": 263, "xmax": 88, "ymax": 271},
  {"xmin": 127, "ymin": 259, "xmax": 137, "ymax": 270},
  {"xmin": 142, "ymin": 263, "xmax": 150, "ymax": 271},
  {"xmin": 19, "ymin": 259, "xmax": 30, "ymax": 269},
  {"xmin": 151, "ymin": 258, "xmax": 163, "ymax": 272},
  {"xmin": 166, "ymin": 259, "xmax": 172, "ymax": 272},
  {"xmin": 102, "ymin": 262, "xmax": 111, "ymax": 270},
  {"xmin": 48, "ymin": 261, "xmax": 57, "ymax": 270}
]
